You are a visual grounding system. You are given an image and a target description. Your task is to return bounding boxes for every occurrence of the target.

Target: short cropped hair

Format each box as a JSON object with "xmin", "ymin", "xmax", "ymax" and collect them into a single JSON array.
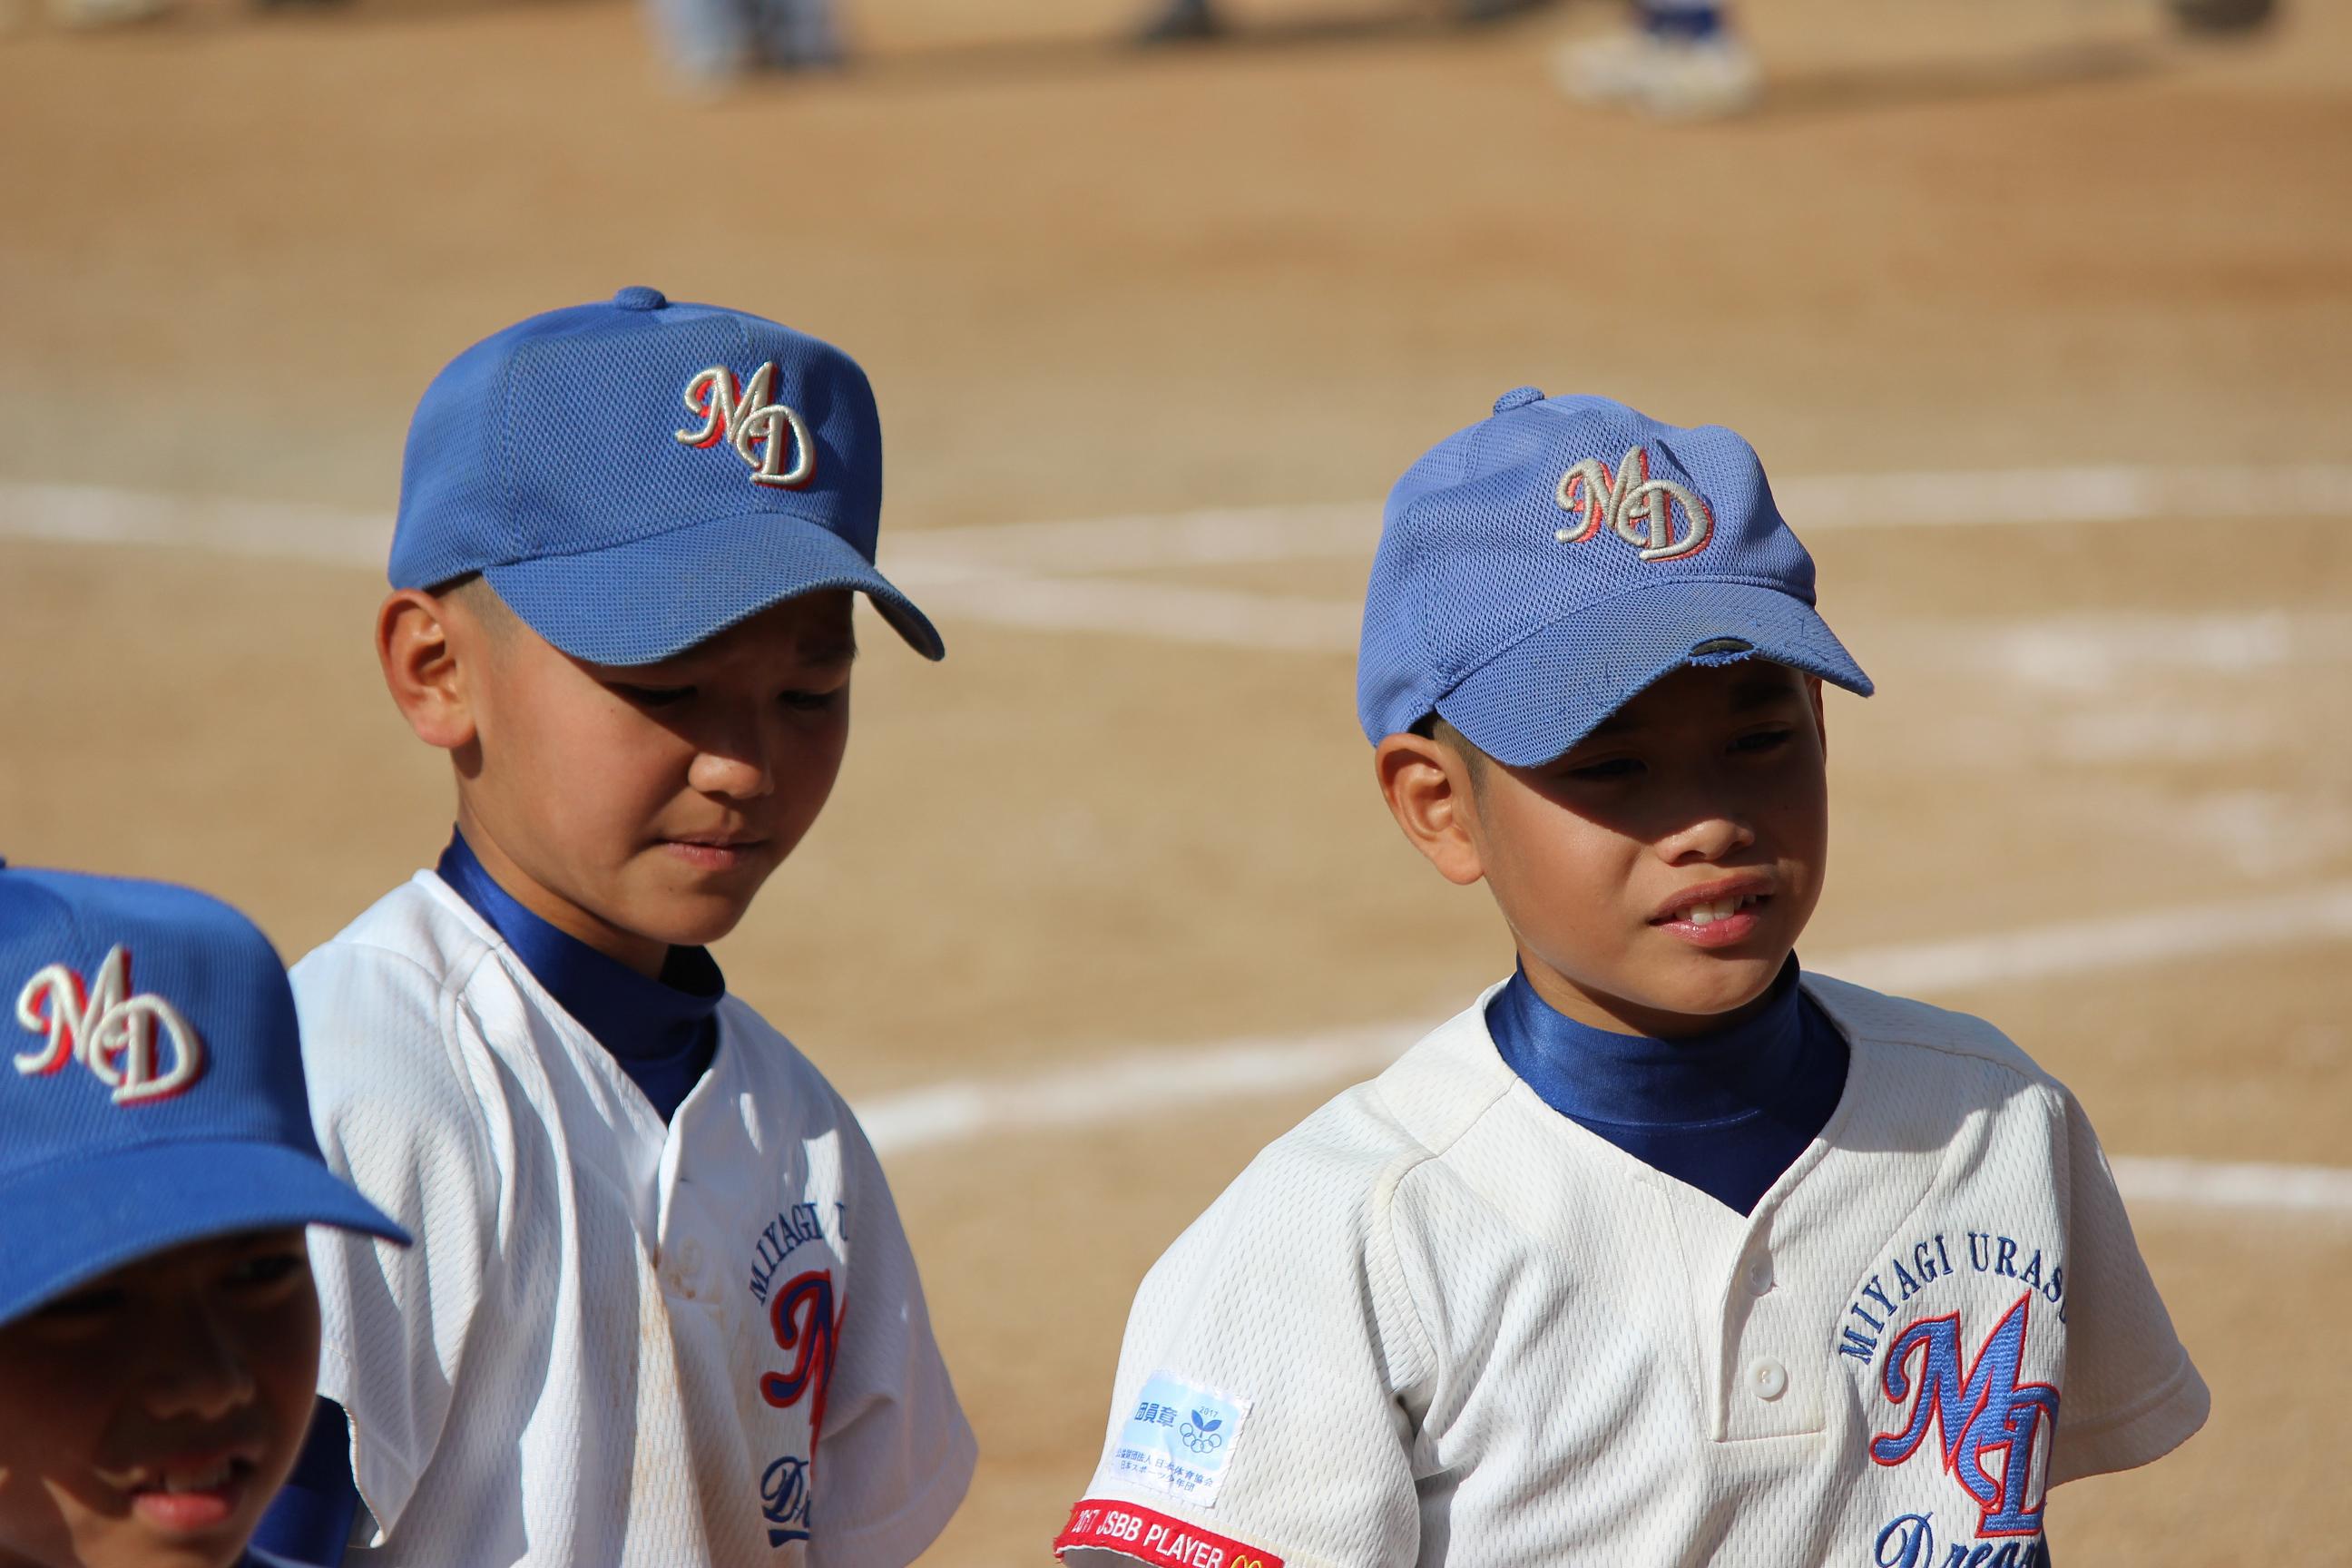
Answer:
[
  {"xmin": 439, "ymin": 573, "xmax": 517, "ymax": 644},
  {"xmin": 1407, "ymin": 711, "xmax": 1488, "ymax": 783}
]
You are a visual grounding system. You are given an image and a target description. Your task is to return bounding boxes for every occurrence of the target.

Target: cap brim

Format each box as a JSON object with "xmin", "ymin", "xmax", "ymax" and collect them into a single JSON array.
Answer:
[
  {"xmin": 485, "ymin": 511, "xmax": 945, "ymax": 667},
  {"xmin": 0, "ymin": 1140, "xmax": 409, "ymax": 1328},
  {"xmin": 1437, "ymin": 582, "xmax": 1873, "ymax": 768}
]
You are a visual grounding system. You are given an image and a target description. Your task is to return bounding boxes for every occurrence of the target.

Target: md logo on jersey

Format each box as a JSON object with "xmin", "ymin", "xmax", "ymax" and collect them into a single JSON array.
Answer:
[
  {"xmin": 760, "ymin": 1269, "xmax": 839, "ymax": 1419},
  {"xmin": 674, "ymin": 362, "xmax": 817, "ymax": 490},
  {"xmin": 756, "ymin": 1269, "xmax": 839, "ymax": 1547},
  {"xmin": 1870, "ymin": 1293, "xmax": 2060, "ymax": 1538},
  {"xmin": 1553, "ymin": 446, "xmax": 1715, "ymax": 564},
  {"xmin": 14, "ymin": 946, "xmax": 206, "ymax": 1106}
]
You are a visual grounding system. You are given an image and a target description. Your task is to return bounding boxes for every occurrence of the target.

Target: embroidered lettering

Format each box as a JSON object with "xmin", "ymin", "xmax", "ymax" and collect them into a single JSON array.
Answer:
[
  {"xmin": 1870, "ymin": 1293, "xmax": 2061, "ymax": 1537},
  {"xmin": 760, "ymin": 1269, "xmax": 839, "ymax": 1425},
  {"xmin": 14, "ymin": 946, "xmax": 205, "ymax": 1105},
  {"xmin": 674, "ymin": 363, "xmax": 817, "ymax": 489},
  {"xmin": 1553, "ymin": 446, "xmax": 1715, "ymax": 563}
]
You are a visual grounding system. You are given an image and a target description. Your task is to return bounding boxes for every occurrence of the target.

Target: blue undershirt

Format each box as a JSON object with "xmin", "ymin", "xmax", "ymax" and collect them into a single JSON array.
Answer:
[
  {"xmin": 1485, "ymin": 956, "xmax": 1847, "ymax": 1217},
  {"xmin": 432, "ymin": 828, "xmax": 725, "ymax": 1123},
  {"xmin": 252, "ymin": 830, "xmax": 725, "ymax": 1564}
]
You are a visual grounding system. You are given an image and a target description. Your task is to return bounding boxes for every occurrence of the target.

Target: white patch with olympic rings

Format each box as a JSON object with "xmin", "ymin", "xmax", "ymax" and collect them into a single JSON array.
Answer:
[{"xmin": 1111, "ymin": 1370, "xmax": 1254, "ymax": 1508}]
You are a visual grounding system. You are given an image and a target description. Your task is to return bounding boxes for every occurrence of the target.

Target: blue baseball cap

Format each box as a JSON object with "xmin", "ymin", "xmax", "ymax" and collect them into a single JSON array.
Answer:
[
  {"xmin": 1358, "ymin": 390, "xmax": 1872, "ymax": 766},
  {"xmin": 0, "ymin": 863, "xmax": 407, "ymax": 1328},
  {"xmin": 389, "ymin": 286, "xmax": 944, "ymax": 667}
]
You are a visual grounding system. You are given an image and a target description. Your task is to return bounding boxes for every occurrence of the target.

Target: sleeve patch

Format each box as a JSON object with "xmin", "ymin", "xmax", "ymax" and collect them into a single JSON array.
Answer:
[
  {"xmin": 1054, "ymin": 1498, "xmax": 1283, "ymax": 1568},
  {"xmin": 1108, "ymin": 1371, "xmax": 1253, "ymax": 1508}
]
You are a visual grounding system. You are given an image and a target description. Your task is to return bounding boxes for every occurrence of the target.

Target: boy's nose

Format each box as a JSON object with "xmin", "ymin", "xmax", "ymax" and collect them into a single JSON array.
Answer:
[
  {"xmin": 688, "ymin": 747, "xmax": 776, "ymax": 799},
  {"xmin": 143, "ymin": 1305, "xmax": 259, "ymax": 1421},
  {"xmin": 1658, "ymin": 811, "xmax": 1757, "ymax": 865}
]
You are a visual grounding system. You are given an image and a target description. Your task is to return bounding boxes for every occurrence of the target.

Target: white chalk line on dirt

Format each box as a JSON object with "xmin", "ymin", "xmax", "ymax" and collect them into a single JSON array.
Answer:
[
  {"xmin": 8, "ymin": 462, "xmax": 2352, "ymax": 652},
  {"xmin": 858, "ymin": 882, "xmax": 2352, "ymax": 1217}
]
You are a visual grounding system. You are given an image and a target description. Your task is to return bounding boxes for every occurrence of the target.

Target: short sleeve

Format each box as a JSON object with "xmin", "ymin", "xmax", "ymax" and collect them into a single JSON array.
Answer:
[
  {"xmin": 2048, "ymin": 1091, "xmax": 2210, "ymax": 1485},
  {"xmin": 808, "ymin": 1106, "xmax": 976, "ymax": 1568},
  {"xmin": 1059, "ymin": 1122, "xmax": 1432, "ymax": 1568},
  {"xmin": 292, "ymin": 944, "xmax": 502, "ymax": 1540}
]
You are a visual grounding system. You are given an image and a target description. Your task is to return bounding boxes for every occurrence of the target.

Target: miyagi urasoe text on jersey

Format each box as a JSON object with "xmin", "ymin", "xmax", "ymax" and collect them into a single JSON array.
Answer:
[
  {"xmin": 1840, "ymin": 1228, "xmax": 2069, "ymax": 1361},
  {"xmin": 750, "ymin": 1201, "xmax": 847, "ymax": 1307}
]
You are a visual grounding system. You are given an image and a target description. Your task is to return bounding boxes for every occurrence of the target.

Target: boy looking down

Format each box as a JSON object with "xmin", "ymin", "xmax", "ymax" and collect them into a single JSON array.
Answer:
[{"xmin": 258, "ymin": 289, "xmax": 973, "ymax": 1568}]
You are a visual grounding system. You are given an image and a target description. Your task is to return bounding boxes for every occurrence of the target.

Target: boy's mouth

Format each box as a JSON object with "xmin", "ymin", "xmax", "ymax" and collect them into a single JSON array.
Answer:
[
  {"xmin": 1663, "ymin": 892, "xmax": 1764, "ymax": 926},
  {"xmin": 1650, "ymin": 877, "xmax": 1774, "ymax": 945},
  {"xmin": 99, "ymin": 1446, "xmax": 265, "ymax": 1534},
  {"xmin": 662, "ymin": 833, "xmax": 770, "ymax": 871}
]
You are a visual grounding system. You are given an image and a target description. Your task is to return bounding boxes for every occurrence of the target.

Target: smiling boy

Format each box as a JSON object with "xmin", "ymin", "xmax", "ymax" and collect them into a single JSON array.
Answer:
[
  {"xmin": 0, "ymin": 866, "xmax": 406, "ymax": 1568},
  {"xmin": 1055, "ymin": 392, "xmax": 2207, "ymax": 1568},
  {"xmin": 253, "ymin": 289, "xmax": 973, "ymax": 1568}
]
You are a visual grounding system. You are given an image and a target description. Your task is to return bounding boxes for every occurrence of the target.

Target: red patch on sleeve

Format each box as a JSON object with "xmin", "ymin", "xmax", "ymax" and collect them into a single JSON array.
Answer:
[{"xmin": 1054, "ymin": 1498, "xmax": 1285, "ymax": 1568}]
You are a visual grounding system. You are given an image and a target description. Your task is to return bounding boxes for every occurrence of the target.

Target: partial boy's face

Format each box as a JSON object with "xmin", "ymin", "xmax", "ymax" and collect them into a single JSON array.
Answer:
[
  {"xmin": 426, "ymin": 589, "xmax": 858, "ymax": 975},
  {"xmin": 0, "ymin": 1230, "xmax": 318, "ymax": 1568},
  {"xmin": 1379, "ymin": 662, "xmax": 1830, "ymax": 1038}
]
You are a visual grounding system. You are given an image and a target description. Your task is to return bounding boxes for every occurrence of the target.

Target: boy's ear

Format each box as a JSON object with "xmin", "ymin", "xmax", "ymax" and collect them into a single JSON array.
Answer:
[
  {"xmin": 377, "ymin": 590, "xmax": 476, "ymax": 751},
  {"xmin": 1373, "ymin": 732, "xmax": 1487, "ymax": 887}
]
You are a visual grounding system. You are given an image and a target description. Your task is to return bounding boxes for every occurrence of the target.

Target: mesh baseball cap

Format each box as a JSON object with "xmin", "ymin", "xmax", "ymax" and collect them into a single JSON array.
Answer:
[
  {"xmin": 1358, "ymin": 389, "xmax": 1872, "ymax": 766},
  {"xmin": 389, "ymin": 286, "xmax": 943, "ymax": 667},
  {"xmin": 0, "ymin": 862, "xmax": 407, "ymax": 1328}
]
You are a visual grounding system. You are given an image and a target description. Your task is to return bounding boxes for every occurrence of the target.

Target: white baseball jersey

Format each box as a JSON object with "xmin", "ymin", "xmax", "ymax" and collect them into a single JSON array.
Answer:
[
  {"xmin": 1058, "ymin": 974, "xmax": 2205, "ymax": 1568},
  {"xmin": 292, "ymin": 872, "xmax": 975, "ymax": 1568}
]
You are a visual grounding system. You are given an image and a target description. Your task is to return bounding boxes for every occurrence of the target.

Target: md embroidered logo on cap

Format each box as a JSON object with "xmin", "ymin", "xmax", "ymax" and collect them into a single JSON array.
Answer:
[
  {"xmin": 675, "ymin": 362, "xmax": 818, "ymax": 491},
  {"xmin": 15, "ymin": 946, "xmax": 206, "ymax": 1106},
  {"xmin": 1555, "ymin": 446, "xmax": 1716, "ymax": 564},
  {"xmin": 1357, "ymin": 389, "xmax": 1875, "ymax": 768},
  {"xmin": 386, "ymin": 289, "xmax": 946, "ymax": 667}
]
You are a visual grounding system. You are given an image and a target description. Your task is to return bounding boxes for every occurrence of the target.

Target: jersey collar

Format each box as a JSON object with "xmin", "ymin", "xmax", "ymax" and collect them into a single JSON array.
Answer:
[
  {"xmin": 435, "ymin": 830, "xmax": 723, "ymax": 1065},
  {"xmin": 1486, "ymin": 956, "xmax": 1815, "ymax": 1129}
]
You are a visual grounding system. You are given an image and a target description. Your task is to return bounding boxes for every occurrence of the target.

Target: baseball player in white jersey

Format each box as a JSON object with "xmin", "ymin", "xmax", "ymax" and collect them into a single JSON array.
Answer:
[
  {"xmin": 0, "ymin": 863, "xmax": 407, "ymax": 1568},
  {"xmin": 257, "ymin": 289, "xmax": 973, "ymax": 1568},
  {"xmin": 1056, "ymin": 392, "xmax": 2206, "ymax": 1568}
]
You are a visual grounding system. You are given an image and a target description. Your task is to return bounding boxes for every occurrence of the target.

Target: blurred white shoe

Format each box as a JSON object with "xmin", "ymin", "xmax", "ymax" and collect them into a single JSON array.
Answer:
[{"xmin": 1553, "ymin": 27, "xmax": 1762, "ymax": 119}]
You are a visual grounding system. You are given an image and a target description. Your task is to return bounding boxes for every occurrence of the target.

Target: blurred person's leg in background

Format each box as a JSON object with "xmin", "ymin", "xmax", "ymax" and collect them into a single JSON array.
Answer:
[
  {"xmin": 650, "ymin": 0, "xmax": 839, "ymax": 83},
  {"xmin": 44, "ymin": 0, "xmax": 169, "ymax": 26}
]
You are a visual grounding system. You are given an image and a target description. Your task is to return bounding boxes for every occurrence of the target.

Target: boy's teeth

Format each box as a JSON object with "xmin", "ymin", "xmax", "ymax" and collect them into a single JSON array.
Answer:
[
  {"xmin": 159, "ymin": 1459, "xmax": 233, "ymax": 1493},
  {"xmin": 1676, "ymin": 896, "xmax": 1753, "ymax": 926}
]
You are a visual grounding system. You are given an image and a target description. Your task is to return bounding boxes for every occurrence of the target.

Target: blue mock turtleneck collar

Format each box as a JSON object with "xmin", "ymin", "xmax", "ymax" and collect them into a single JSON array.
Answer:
[
  {"xmin": 435, "ymin": 831, "xmax": 721, "ymax": 1118},
  {"xmin": 1486, "ymin": 956, "xmax": 1847, "ymax": 1216},
  {"xmin": 1490, "ymin": 956, "xmax": 1807, "ymax": 1127}
]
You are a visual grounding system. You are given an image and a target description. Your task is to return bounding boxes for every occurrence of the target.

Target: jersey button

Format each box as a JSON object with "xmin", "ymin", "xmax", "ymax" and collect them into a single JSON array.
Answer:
[
  {"xmin": 1745, "ymin": 1256, "xmax": 1773, "ymax": 1295},
  {"xmin": 1749, "ymin": 1358, "xmax": 1789, "ymax": 1402}
]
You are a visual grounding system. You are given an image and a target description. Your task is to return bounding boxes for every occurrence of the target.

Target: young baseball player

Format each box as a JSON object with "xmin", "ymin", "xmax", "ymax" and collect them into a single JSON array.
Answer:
[
  {"xmin": 1055, "ymin": 392, "xmax": 2208, "ymax": 1568},
  {"xmin": 249, "ymin": 288, "xmax": 975, "ymax": 1568},
  {"xmin": 0, "ymin": 862, "xmax": 407, "ymax": 1568}
]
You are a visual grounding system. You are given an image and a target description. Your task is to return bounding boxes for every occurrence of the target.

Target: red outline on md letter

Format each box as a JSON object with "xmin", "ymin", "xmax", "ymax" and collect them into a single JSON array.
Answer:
[{"xmin": 1054, "ymin": 1499, "xmax": 1285, "ymax": 1568}]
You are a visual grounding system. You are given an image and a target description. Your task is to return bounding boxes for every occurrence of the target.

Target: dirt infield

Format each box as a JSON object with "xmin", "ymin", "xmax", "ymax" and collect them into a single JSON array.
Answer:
[{"xmin": 4, "ymin": 0, "xmax": 2349, "ymax": 1561}]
